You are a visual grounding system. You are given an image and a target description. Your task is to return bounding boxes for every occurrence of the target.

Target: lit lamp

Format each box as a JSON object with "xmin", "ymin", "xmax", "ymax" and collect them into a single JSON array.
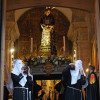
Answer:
[
  {"xmin": 31, "ymin": 37, "xmax": 33, "ymax": 54},
  {"xmin": 10, "ymin": 48, "xmax": 14, "ymax": 69},
  {"xmin": 86, "ymin": 68, "xmax": 89, "ymax": 72},
  {"xmin": 10, "ymin": 48, "xmax": 14, "ymax": 53},
  {"xmin": 63, "ymin": 36, "xmax": 65, "ymax": 52},
  {"xmin": 73, "ymin": 49, "xmax": 76, "ymax": 61},
  {"xmin": 10, "ymin": 48, "xmax": 14, "ymax": 59}
]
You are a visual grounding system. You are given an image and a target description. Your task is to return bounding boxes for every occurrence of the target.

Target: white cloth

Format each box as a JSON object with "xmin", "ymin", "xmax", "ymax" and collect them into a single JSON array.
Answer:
[
  {"xmin": 6, "ymin": 76, "xmax": 14, "ymax": 94},
  {"xmin": 11, "ymin": 59, "xmax": 27, "ymax": 87},
  {"xmin": 70, "ymin": 60, "xmax": 88, "ymax": 88},
  {"xmin": 19, "ymin": 73, "xmax": 27, "ymax": 87},
  {"xmin": 12, "ymin": 59, "xmax": 23, "ymax": 75}
]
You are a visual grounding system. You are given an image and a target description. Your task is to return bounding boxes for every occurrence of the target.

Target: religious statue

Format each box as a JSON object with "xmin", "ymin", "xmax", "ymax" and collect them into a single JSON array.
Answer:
[
  {"xmin": 40, "ymin": 8, "xmax": 55, "ymax": 26},
  {"xmin": 40, "ymin": 8, "xmax": 57, "ymax": 57}
]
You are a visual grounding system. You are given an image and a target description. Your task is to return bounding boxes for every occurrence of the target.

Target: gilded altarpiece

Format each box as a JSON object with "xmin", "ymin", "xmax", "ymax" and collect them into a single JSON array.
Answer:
[{"xmin": 15, "ymin": 7, "xmax": 72, "ymax": 59}]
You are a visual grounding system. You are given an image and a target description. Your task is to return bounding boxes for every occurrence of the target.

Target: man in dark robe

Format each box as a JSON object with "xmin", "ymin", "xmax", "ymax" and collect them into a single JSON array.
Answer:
[
  {"xmin": 62, "ymin": 60, "xmax": 87, "ymax": 100},
  {"xmin": 86, "ymin": 65, "xmax": 99, "ymax": 100},
  {"xmin": 3, "ymin": 81, "xmax": 9, "ymax": 100},
  {"xmin": 33, "ymin": 80, "xmax": 42, "ymax": 100},
  {"xmin": 11, "ymin": 59, "xmax": 33, "ymax": 100},
  {"xmin": 55, "ymin": 81, "xmax": 64, "ymax": 100}
]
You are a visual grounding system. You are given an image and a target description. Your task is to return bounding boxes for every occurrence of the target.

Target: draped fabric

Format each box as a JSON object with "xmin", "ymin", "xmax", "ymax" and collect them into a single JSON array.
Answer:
[
  {"xmin": 40, "ymin": 25, "xmax": 51, "ymax": 56},
  {"xmin": 12, "ymin": 59, "xmax": 23, "ymax": 75},
  {"xmin": 64, "ymin": 86, "xmax": 83, "ymax": 100},
  {"xmin": 13, "ymin": 87, "xmax": 28, "ymax": 100},
  {"xmin": 70, "ymin": 60, "xmax": 88, "ymax": 88}
]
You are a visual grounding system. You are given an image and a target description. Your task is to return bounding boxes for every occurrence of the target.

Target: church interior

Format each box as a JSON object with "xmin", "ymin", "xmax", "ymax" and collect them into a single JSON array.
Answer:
[
  {"xmin": 1, "ymin": 0, "xmax": 99, "ymax": 100},
  {"xmin": 5, "ymin": 7, "xmax": 98, "ymax": 100}
]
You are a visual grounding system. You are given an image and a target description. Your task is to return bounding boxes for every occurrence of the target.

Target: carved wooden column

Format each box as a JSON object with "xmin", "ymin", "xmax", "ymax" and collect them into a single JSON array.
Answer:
[
  {"xmin": 0, "ymin": 0, "xmax": 5, "ymax": 99},
  {"xmin": 5, "ymin": 18, "xmax": 20, "ymax": 72},
  {"xmin": 95, "ymin": 0, "xmax": 100, "ymax": 98},
  {"xmin": 5, "ymin": 22, "xmax": 14, "ymax": 72},
  {"xmin": 6, "ymin": 11, "xmax": 15, "ymax": 72}
]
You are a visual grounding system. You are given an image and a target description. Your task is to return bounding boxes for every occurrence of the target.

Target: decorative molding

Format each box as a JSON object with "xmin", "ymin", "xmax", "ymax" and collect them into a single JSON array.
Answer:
[
  {"xmin": 67, "ymin": 22, "xmax": 89, "ymax": 41},
  {"xmin": 43, "ymin": 62, "xmax": 54, "ymax": 74}
]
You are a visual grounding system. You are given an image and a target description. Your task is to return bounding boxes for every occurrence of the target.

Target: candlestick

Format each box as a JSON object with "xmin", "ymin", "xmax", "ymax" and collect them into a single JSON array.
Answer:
[
  {"xmin": 31, "ymin": 37, "xmax": 33, "ymax": 53},
  {"xmin": 63, "ymin": 36, "xmax": 65, "ymax": 52}
]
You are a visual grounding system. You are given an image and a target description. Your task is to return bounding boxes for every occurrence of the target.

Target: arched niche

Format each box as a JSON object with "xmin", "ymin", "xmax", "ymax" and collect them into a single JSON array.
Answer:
[{"xmin": 15, "ymin": 7, "xmax": 73, "ymax": 58}]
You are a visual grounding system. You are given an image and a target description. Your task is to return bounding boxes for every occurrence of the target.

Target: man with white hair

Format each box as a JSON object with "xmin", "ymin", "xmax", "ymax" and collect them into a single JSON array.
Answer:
[
  {"xmin": 11, "ymin": 59, "xmax": 33, "ymax": 100},
  {"xmin": 62, "ymin": 60, "xmax": 87, "ymax": 100}
]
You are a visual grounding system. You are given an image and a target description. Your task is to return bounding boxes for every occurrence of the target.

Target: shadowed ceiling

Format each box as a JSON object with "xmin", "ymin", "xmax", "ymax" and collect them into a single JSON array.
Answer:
[{"xmin": 6, "ymin": 0, "xmax": 94, "ymax": 12}]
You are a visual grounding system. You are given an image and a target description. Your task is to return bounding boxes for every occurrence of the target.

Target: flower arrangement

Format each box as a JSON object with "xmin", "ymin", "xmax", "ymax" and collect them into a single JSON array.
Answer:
[{"xmin": 23, "ymin": 55, "xmax": 71, "ymax": 67}]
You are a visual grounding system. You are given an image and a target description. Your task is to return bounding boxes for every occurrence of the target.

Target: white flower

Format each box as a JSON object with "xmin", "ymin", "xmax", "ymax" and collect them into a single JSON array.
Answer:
[
  {"xmin": 31, "ymin": 57, "xmax": 34, "ymax": 61},
  {"xmin": 62, "ymin": 57, "xmax": 65, "ymax": 60},
  {"xmin": 34, "ymin": 62, "xmax": 37, "ymax": 65},
  {"xmin": 37, "ymin": 56, "xmax": 41, "ymax": 58},
  {"xmin": 55, "ymin": 61, "xmax": 58, "ymax": 65},
  {"xmin": 42, "ymin": 60, "xmax": 45, "ymax": 63},
  {"xmin": 58, "ymin": 57, "xmax": 61, "ymax": 60}
]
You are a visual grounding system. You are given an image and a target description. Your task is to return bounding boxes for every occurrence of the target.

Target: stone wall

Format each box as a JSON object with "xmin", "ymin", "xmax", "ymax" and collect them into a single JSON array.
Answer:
[
  {"xmin": 5, "ymin": 11, "xmax": 20, "ymax": 73},
  {"xmin": 67, "ymin": 9, "xmax": 95, "ymax": 72}
]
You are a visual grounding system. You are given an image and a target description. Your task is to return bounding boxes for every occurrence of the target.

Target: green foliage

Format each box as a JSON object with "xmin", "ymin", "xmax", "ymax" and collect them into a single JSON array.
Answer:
[{"xmin": 23, "ymin": 56, "xmax": 71, "ymax": 67}]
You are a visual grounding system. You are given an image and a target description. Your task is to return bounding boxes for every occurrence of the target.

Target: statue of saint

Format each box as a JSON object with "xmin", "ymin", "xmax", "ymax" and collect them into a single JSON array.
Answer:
[
  {"xmin": 40, "ymin": 8, "xmax": 55, "ymax": 26},
  {"xmin": 40, "ymin": 8, "xmax": 57, "ymax": 57}
]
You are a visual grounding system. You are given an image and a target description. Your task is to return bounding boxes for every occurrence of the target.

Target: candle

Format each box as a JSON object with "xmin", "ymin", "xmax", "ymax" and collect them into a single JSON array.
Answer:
[
  {"xmin": 31, "ymin": 37, "xmax": 33, "ymax": 53},
  {"xmin": 63, "ymin": 36, "xmax": 65, "ymax": 52}
]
